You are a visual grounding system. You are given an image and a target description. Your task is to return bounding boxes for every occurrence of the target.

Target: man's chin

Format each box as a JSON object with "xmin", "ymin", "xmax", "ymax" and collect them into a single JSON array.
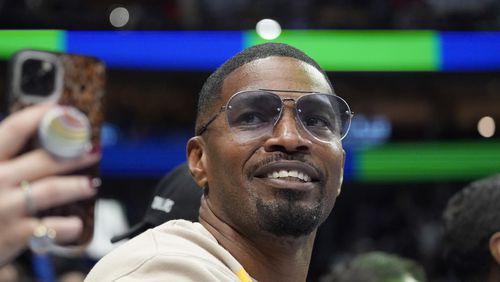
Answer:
[{"xmin": 255, "ymin": 196, "xmax": 323, "ymax": 238}]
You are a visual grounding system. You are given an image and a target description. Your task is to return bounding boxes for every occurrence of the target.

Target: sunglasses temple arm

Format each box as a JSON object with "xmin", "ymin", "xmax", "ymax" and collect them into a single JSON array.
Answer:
[{"xmin": 196, "ymin": 112, "xmax": 220, "ymax": 136}]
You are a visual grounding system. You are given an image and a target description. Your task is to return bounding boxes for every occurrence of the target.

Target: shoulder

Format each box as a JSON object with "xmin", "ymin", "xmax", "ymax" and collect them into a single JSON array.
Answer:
[{"xmin": 85, "ymin": 220, "xmax": 239, "ymax": 282}]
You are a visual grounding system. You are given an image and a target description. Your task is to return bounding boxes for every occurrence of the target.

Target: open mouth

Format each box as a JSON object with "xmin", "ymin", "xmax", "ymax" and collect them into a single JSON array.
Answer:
[
  {"xmin": 266, "ymin": 169, "xmax": 312, "ymax": 182},
  {"xmin": 253, "ymin": 161, "xmax": 320, "ymax": 184}
]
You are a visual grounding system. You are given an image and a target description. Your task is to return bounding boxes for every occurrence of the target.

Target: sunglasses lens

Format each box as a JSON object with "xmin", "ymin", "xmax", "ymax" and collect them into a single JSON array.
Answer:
[
  {"xmin": 226, "ymin": 91, "xmax": 281, "ymax": 141},
  {"xmin": 296, "ymin": 94, "xmax": 352, "ymax": 141},
  {"xmin": 224, "ymin": 91, "xmax": 352, "ymax": 143}
]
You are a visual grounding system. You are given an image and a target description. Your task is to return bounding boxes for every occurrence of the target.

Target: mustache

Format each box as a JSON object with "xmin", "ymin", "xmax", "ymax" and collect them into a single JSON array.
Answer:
[
  {"xmin": 250, "ymin": 152, "xmax": 323, "ymax": 178},
  {"xmin": 255, "ymin": 152, "xmax": 307, "ymax": 167}
]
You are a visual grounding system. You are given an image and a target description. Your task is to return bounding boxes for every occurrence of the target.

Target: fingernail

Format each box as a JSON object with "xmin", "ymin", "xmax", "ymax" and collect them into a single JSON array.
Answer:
[
  {"xmin": 90, "ymin": 177, "xmax": 102, "ymax": 188},
  {"xmin": 85, "ymin": 143, "xmax": 93, "ymax": 153},
  {"xmin": 86, "ymin": 144, "xmax": 101, "ymax": 155}
]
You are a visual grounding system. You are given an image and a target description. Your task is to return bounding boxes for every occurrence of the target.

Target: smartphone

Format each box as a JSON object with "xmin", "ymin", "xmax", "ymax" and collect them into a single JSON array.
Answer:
[{"xmin": 7, "ymin": 49, "xmax": 106, "ymax": 247}]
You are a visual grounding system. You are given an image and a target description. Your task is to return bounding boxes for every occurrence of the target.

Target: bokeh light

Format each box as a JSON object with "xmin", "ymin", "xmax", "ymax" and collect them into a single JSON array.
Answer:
[
  {"xmin": 256, "ymin": 19, "xmax": 281, "ymax": 40},
  {"xmin": 109, "ymin": 7, "xmax": 130, "ymax": 28},
  {"xmin": 477, "ymin": 116, "xmax": 495, "ymax": 138}
]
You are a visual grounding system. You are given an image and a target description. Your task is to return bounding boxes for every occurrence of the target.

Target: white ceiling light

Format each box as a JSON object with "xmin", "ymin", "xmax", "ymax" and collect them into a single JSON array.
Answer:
[
  {"xmin": 256, "ymin": 19, "xmax": 281, "ymax": 40},
  {"xmin": 109, "ymin": 7, "xmax": 130, "ymax": 28},
  {"xmin": 477, "ymin": 116, "xmax": 495, "ymax": 138}
]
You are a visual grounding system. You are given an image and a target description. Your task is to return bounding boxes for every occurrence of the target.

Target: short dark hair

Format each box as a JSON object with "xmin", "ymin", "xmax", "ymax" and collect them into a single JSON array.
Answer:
[
  {"xmin": 195, "ymin": 42, "xmax": 333, "ymax": 134},
  {"xmin": 443, "ymin": 174, "xmax": 500, "ymax": 282}
]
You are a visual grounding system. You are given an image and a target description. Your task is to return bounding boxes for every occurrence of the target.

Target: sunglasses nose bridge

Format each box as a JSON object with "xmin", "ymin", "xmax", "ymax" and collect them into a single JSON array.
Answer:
[
  {"xmin": 279, "ymin": 98, "xmax": 297, "ymax": 118},
  {"xmin": 273, "ymin": 98, "xmax": 296, "ymax": 126},
  {"xmin": 271, "ymin": 101, "xmax": 310, "ymax": 140}
]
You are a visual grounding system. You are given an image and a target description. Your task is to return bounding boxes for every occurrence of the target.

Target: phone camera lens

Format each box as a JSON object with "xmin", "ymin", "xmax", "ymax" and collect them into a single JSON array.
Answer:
[{"xmin": 21, "ymin": 59, "xmax": 57, "ymax": 97}]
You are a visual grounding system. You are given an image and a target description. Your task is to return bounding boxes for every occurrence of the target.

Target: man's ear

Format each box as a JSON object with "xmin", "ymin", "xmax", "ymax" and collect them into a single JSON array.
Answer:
[
  {"xmin": 337, "ymin": 149, "xmax": 346, "ymax": 194},
  {"xmin": 489, "ymin": 231, "xmax": 500, "ymax": 264},
  {"xmin": 187, "ymin": 136, "xmax": 208, "ymax": 189}
]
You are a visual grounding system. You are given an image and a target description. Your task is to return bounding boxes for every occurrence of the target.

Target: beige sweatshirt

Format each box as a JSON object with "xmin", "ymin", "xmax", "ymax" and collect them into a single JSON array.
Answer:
[{"xmin": 85, "ymin": 220, "xmax": 253, "ymax": 282}]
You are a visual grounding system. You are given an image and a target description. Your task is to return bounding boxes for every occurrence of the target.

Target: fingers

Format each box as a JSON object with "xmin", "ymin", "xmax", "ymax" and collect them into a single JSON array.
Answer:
[
  {"xmin": 42, "ymin": 217, "xmax": 83, "ymax": 244},
  {"xmin": 31, "ymin": 176, "xmax": 99, "ymax": 212},
  {"xmin": 0, "ymin": 176, "xmax": 99, "ymax": 221},
  {"xmin": 0, "ymin": 148, "xmax": 100, "ymax": 188},
  {"xmin": 0, "ymin": 263, "xmax": 19, "ymax": 281},
  {"xmin": 0, "ymin": 104, "xmax": 98, "ymax": 266},
  {"xmin": 0, "ymin": 216, "xmax": 84, "ymax": 266},
  {"xmin": 0, "ymin": 103, "xmax": 54, "ymax": 161},
  {"xmin": 0, "ymin": 218, "xmax": 39, "ymax": 266}
]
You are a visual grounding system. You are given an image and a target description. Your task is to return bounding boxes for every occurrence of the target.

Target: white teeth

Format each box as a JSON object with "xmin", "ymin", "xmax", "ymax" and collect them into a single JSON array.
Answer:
[
  {"xmin": 298, "ymin": 172, "xmax": 304, "ymax": 180},
  {"xmin": 266, "ymin": 170, "xmax": 312, "ymax": 182}
]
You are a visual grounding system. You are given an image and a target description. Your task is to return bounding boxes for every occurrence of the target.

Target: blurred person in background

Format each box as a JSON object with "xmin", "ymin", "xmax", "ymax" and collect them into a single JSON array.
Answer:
[
  {"xmin": 86, "ymin": 42, "xmax": 352, "ymax": 281},
  {"xmin": 109, "ymin": 162, "xmax": 202, "ymax": 244},
  {"xmin": 442, "ymin": 174, "xmax": 500, "ymax": 282},
  {"xmin": 320, "ymin": 251, "xmax": 427, "ymax": 282},
  {"xmin": 0, "ymin": 103, "xmax": 101, "ymax": 279}
]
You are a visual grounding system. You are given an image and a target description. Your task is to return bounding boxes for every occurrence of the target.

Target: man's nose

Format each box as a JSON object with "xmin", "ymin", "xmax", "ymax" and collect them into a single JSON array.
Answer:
[{"xmin": 263, "ymin": 107, "xmax": 312, "ymax": 153}]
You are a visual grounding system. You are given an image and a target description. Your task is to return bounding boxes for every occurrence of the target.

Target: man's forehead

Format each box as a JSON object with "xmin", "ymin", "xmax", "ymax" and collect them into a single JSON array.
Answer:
[{"xmin": 222, "ymin": 56, "xmax": 331, "ymax": 98}]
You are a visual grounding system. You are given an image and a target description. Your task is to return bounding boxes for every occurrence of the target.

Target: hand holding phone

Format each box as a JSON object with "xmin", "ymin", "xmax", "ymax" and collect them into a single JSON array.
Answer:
[
  {"xmin": 0, "ymin": 104, "xmax": 101, "ymax": 264},
  {"xmin": 6, "ymin": 49, "xmax": 106, "ymax": 248}
]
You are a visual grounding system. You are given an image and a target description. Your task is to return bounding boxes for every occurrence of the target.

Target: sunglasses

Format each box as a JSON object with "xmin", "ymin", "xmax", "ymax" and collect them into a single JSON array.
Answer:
[{"xmin": 197, "ymin": 89, "xmax": 354, "ymax": 144}]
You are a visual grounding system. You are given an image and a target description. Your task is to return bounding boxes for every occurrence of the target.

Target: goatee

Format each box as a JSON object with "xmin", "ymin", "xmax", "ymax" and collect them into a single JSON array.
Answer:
[{"xmin": 256, "ymin": 189, "xmax": 323, "ymax": 237}]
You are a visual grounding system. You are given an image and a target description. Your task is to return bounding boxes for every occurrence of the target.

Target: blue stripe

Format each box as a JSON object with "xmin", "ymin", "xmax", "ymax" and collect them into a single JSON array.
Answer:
[
  {"xmin": 101, "ymin": 141, "xmax": 188, "ymax": 177},
  {"xmin": 66, "ymin": 31, "xmax": 244, "ymax": 71},
  {"xmin": 60, "ymin": 30, "xmax": 500, "ymax": 71},
  {"xmin": 101, "ymin": 147, "xmax": 186, "ymax": 176},
  {"xmin": 101, "ymin": 143, "xmax": 355, "ymax": 180},
  {"xmin": 343, "ymin": 148, "xmax": 354, "ymax": 182},
  {"xmin": 441, "ymin": 31, "xmax": 500, "ymax": 71}
]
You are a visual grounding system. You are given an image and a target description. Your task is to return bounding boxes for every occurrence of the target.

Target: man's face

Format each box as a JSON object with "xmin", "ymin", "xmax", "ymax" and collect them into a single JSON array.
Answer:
[{"xmin": 197, "ymin": 56, "xmax": 345, "ymax": 238}]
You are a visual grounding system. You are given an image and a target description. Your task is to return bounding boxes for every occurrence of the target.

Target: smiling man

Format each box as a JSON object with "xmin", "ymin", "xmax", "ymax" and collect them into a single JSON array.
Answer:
[{"xmin": 86, "ymin": 42, "xmax": 353, "ymax": 282}]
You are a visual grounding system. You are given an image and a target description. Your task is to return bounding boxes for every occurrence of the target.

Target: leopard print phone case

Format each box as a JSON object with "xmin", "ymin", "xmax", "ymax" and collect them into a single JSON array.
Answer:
[{"xmin": 8, "ymin": 49, "xmax": 106, "ymax": 247}]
